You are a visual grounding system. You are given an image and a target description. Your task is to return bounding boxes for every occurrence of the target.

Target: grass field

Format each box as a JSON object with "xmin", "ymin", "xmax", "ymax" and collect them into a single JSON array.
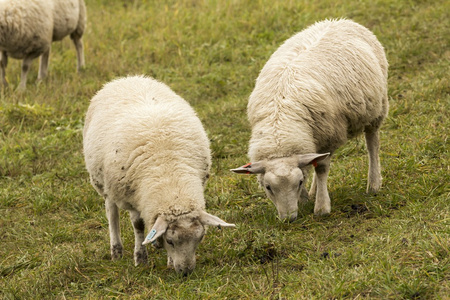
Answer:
[{"xmin": 1, "ymin": 0, "xmax": 449, "ymax": 299}]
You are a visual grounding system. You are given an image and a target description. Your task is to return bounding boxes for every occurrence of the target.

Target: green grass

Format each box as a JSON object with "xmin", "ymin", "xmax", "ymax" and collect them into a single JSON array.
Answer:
[{"xmin": 1, "ymin": 0, "xmax": 448, "ymax": 298}]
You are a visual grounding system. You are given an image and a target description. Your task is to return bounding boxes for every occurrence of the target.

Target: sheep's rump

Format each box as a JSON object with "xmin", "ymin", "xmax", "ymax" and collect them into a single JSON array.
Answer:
[
  {"xmin": 83, "ymin": 76, "xmax": 211, "ymax": 212},
  {"xmin": 52, "ymin": 0, "xmax": 86, "ymax": 41},
  {"xmin": 248, "ymin": 19, "xmax": 388, "ymax": 160}
]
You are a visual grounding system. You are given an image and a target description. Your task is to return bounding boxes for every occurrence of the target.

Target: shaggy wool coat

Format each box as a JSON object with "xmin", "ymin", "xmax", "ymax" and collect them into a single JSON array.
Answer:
[
  {"xmin": 248, "ymin": 19, "xmax": 388, "ymax": 162},
  {"xmin": 83, "ymin": 76, "xmax": 211, "ymax": 228}
]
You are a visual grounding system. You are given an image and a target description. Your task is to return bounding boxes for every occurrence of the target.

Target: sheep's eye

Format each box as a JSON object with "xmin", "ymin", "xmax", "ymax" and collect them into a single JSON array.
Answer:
[
  {"xmin": 265, "ymin": 185, "xmax": 272, "ymax": 192},
  {"xmin": 299, "ymin": 180, "xmax": 303, "ymax": 188},
  {"xmin": 166, "ymin": 239, "xmax": 174, "ymax": 247}
]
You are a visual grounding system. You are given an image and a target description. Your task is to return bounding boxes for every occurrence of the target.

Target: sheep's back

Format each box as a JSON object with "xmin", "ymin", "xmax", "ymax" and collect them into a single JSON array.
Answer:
[
  {"xmin": 83, "ymin": 76, "xmax": 211, "ymax": 203},
  {"xmin": 248, "ymin": 19, "xmax": 388, "ymax": 157}
]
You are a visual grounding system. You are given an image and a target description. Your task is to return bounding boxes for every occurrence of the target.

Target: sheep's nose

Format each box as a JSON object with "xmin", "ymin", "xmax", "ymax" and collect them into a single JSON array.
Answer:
[
  {"xmin": 279, "ymin": 212, "xmax": 297, "ymax": 223},
  {"xmin": 176, "ymin": 267, "xmax": 194, "ymax": 277},
  {"xmin": 287, "ymin": 214, "xmax": 297, "ymax": 222}
]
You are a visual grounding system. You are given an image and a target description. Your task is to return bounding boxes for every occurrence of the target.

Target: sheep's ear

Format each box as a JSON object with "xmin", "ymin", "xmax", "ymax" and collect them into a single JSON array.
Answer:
[
  {"xmin": 142, "ymin": 216, "xmax": 168, "ymax": 245},
  {"xmin": 199, "ymin": 211, "xmax": 236, "ymax": 228},
  {"xmin": 230, "ymin": 161, "xmax": 265, "ymax": 174},
  {"xmin": 297, "ymin": 153, "xmax": 330, "ymax": 168}
]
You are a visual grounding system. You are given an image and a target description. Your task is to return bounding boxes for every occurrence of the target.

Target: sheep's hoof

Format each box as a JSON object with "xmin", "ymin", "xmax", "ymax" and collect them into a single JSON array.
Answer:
[
  {"xmin": 366, "ymin": 184, "xmax": 381, "ymax": 194},
  {"xmin": 111, "ymin": 244, "xmax": 123, "ymax": 260},
  {"xmin": 367, "ymin": 175, "xmax": 382, "ymax": 193},
  {"xmin": 134, "ymin": 255, "xmax": 148, "ymax": 266},
  {"xmin": 134, "ymin": 247, "xmax": 148, "ymax": 266},
  {"xmin": 314, "ymin": 206, "xmax": 331, "ymax": 216}
]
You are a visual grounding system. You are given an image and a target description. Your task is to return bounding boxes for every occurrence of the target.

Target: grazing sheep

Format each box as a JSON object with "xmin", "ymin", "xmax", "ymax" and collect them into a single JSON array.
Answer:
[
  {"xmin": 83, "ymin": 76, "xmax": 235, "ymax": 275},
  {"xmin": 0, "ymin": 0, "xmax": 86, "ymax": 90},
  {"xmin": 232, "ymin": 19, "xmax": 388, "ymax": 221}
]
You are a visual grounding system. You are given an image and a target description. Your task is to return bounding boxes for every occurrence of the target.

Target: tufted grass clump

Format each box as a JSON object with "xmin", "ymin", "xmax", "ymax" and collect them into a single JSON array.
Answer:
[{"xmin": 0, "ymin": 0, "xmax": 448, "ymax": 299}]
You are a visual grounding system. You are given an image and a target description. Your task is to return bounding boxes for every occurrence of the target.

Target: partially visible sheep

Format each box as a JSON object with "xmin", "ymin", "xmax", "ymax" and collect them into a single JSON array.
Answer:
[
  {"xmin": 83, "ymin": 76, "xmax": 235, "ymax": 276},
  {"xmin": 232, "ymin": 19, "xmax": 388, "ymax": 221},
  {"xmin": 0, "ymin": 0, "xmax": 86, "ymax": 90}
]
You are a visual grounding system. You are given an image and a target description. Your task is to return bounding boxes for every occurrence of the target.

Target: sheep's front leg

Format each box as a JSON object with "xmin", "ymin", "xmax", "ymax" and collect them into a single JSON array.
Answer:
[
  {"xmin": 308, "ymin": 172, "xmax": 317, "ymax": 199},
  {"xmin": 18, "ymin": 56, "xmax": 34, "ymax": 91},
  {"xmin": 38, "ymin": 48, "xmax": 50, "ymax": 81},
  {"xmin": 129, "ymin": 209, "xmax": 148, "ymax": 266},
  {"xmin": 365, "ymin": 128, "xmax": 382, "ymax": 193},
  {"xmin": 105, "ymin": 199, "xmax": 123, "ymax": 260},
  {"xmin": 0, "ymin": 51, "xmax": 8, "ymax": 87},
  {"xmin": 298, "ymin": 168, "xmax": 310, "ymax": 204},
  {"xmin": 299, "ymin": 185, "xmax": 309, "ymax": 203},
  {"xmin": 314, "ymin": 156, "xmax": 331, "ymax": 215}
]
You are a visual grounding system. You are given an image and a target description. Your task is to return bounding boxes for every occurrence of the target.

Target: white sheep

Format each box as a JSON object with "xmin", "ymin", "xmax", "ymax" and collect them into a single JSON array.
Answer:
[
  {"xmin": 83, "ymin": 76, "xmax": 235, "ymax": 275},
  {"xmin": 232, "ymin": 19, "xmax": 388, "ymax": 221},
  {"xmin": 0, "ymin": 0, "xmax": 86, "ymax": 90}
]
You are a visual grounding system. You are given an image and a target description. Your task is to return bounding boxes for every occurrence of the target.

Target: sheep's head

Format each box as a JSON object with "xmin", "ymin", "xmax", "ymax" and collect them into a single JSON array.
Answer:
[
  {"xmin": 232, "ymin": 153, "xmax": 329, "ymax": 222},
  {"xmin": 142, "ymin": 211, "xmax": 235, "ymax": 276}
]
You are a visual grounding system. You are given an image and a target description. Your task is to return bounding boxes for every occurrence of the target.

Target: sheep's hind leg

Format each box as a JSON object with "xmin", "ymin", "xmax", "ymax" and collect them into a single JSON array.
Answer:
[
  {"xmin": 71, "ymin": 34, "xmax": 85, "ymax": 71},
  {"xmin": 38, "ymin": 48, "xmax": 50, "ymax": 81},
  {"xmin": 0, "ymin": 52, "xmax": 8, "ymax": 87},
  {"xmin": 365, "ymin": 128, "xmax": 382, "ymax": 193},
  {"xmin": 105, "ymin": 199, "xmax": 123, "ymax": 260},
  {"xmin": 313, "ymin": 156, "xmax": 331, "ymax": 215},
  {"xmin": 129, "ymin": 209, "xmax": 148, "ymax": 266}
]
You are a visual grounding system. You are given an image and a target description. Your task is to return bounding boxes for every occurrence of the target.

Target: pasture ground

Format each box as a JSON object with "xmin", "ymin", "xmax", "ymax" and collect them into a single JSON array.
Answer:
[{"xmin": 1, "ymin": 0, "xmax": 448, "ymax": 299}]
